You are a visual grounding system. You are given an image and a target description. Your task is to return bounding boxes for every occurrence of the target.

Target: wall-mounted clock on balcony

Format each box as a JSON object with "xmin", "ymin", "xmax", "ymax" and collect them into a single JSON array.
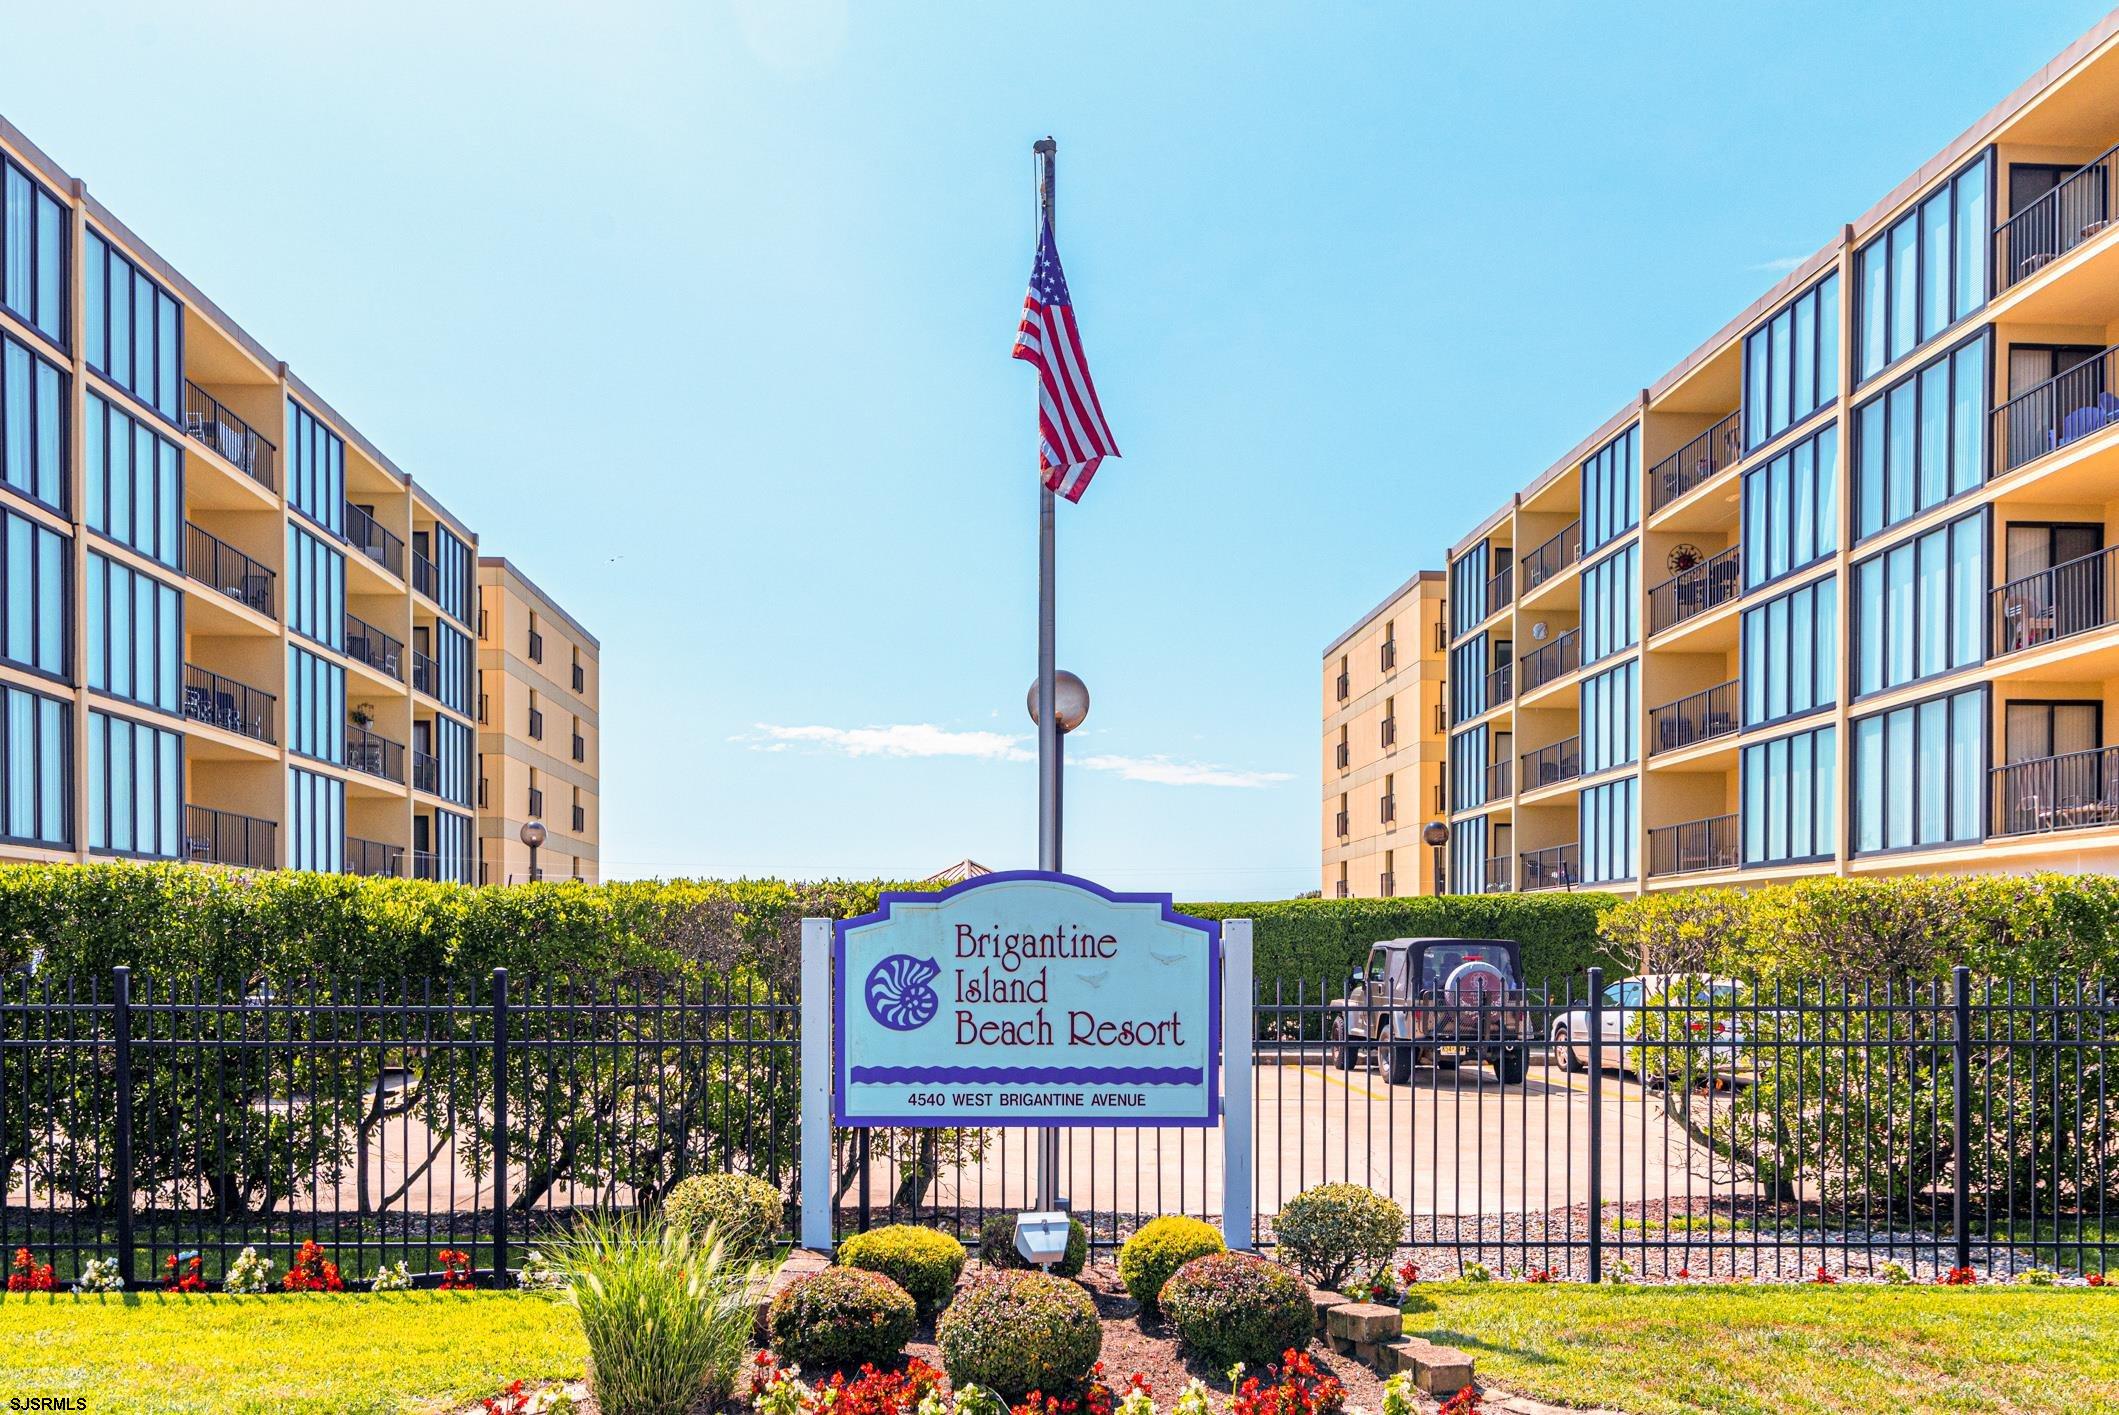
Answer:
[
  {"xmin": 1530, "ymin": 621, "xmax": 1548, "ymax": 641},
  {"xmin": 1667, "ymin": 543, "xmax": 1703, "ymax": 574}
]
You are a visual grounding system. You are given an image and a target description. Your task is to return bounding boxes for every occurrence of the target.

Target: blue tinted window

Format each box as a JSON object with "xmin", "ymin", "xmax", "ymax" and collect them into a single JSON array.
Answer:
[
  {"xmin": 85, "ymin": 553, "xmax": 180, "ymax": 714},
  {"xmin": 1855, "ymin": 152, "xmax": 1990, "ymax": 382},
  {"xmin": 0, "ymin": 506, "xmax": 67, "ymax": 679},
  {"xmin": 1743, "ymin": 274, "xmax": 1838, "ymax": 451},
  {"xmin": 286, "ymin": 400, "xmax": 346, "ymax": 535},
  {"xmin": 0, "ymin": 157, "xmax": 67, "ymax": 346},
  {"xmin": 1582, "ymin": 425, "xmax": 1639, "ymax": 553},
  {"xmin": 1742, "ymin": 575, "xmax": 1836, "ymax": 728},
  {"xmin": 1850, "ymin": 509, "xmax": 1984, "ymax": 697},
  {"xmin": 86, "ymin": 708, "xmax": 180, "ymax": 857},
  {"xmin": 83, "ymin": 230, "xmax": 182, "ymax": 422},
  {"xmin": 1580, "ymin": 778, "xmax": 1637, "ymax": 885},
  {"xmin": 83, "ymin": 391, "xmax": 183, "ymax": 569},
  {"xmin": 1581, "ymin": 542, "xmax": 1639, "ymax": 664},
  {"xmin": 1852, "ymin": 334, "xmax": 1988, "ymax": 541},
  {"xmin": 1850, "ymin": 687, "xmax": 1985, "ymax": 854},
  {"xmin": 1741, "ymin": 724, "xmax": 1835, "ymax": 866}
]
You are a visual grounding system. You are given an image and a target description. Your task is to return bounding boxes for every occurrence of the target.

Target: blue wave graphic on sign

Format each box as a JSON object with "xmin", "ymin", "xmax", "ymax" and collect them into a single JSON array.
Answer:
[{"xmin": 849, "ymin": 1065, "xmax": 1203, "ymax": 1085}]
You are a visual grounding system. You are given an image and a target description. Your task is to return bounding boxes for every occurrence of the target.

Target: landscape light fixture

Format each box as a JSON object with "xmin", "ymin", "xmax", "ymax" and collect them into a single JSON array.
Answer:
[
  {"xmin": 1422, "ymin": 819, "xmax": 1449, "ymax": 896},
  {"xmin": 1012, "ymin": 1209, "xmax": 1073, "ymax": 1270},
  {"xmin": 1025, "ymin": 670, "xmax": 1090, "ymax": 734},
  {"xmin": 519, "ymin": 818, "xmax": 547, "ymax": 883}
]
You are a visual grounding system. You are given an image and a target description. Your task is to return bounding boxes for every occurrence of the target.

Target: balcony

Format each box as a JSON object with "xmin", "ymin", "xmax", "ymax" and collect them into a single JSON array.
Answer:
[
  {"xmin": 1481, "ymin": 856, "xmax": 1512, "ymax": 893},
  {"xmin": 1994, "ymin": 141, "xmax": 2119, "ymax": 291},
  {"xmin": 1648, "ymin": 545, "xmax": 1741, "ymax": 636},
  {"xmin": 1484, "ymin": 660, "xmax": 1513, "ymax": 708},
  {"xmin": 1649, "ymin": 680, "xmax": 1739, "ymax": 756},
  {"xmin": 1648, "ymin": 410, "xmax": 1742, "ymax": 514},
  {"xmin": 182, "ymin": 382, "xmax": 275, "ymax": 490},
  {"xmin": 1380, "ymin": 639, "xmax": 1397, "ymax": 672},
  {"xmin": 1991, "ymin": 745, "xmax": 2119, "ymax": 837},
  {"xmin": 1485, "ymin": 562, "xmax": 1514, "ymax": 619},
  {"xmin": 1521, "ymin": 520, "xmax": 1581, "ymax": 593},
  {"xmin": 1520, "ymin": 736, "xmax": 1581, "ymax": 792},
  {"xmin": 1520, "ymin": 842, "xmax": 1580, "ymax": 892},
  {"xmin": 1647, "ymin": 814, "xmax": 1739, "ymax": 878},
  {"xmin": 1992, "ymin": 543, "xmax": 2119, "ymax": 656},
  {"xmin": 1519, "ymin": 628, "xmax": 1580, "ymax": 694},
  {"xmin": 345, "ymin": 725, "xmax": 406, "ymax": 784},
  {"xmin": 1993, "ymin": 345, "xmax": 2119, "ymax": 479},
  {"xmin": 345, "ymin": 835, "xmax": 405, "ymax": 878},
  {"xmin": 412, "ymin": 550, "xmax": 440, "ymax": 602},
  {"xmin": 345, "ymin": 502, "xmax": 406, "ymax": 579},
  {"xmin": 413, "ymin": 749, "xmax": 440, "ymax": 795},
  {"xmin": 345, "ymin": 612, "xmax": 404, "ymax": 681},
  {"xmin": 184, "ymin": 805, "xmax": 276, "ymax": 870},
  {"xmin": 410, "ymin": 851, "xmax": 474, "ymax": 883},
  {"xmin": 185, "ymin": 523, "xmax": 275, "ymax": 619},
  {"xmin": 181, "ymin": 664, "xmax": 275, "ymax": 744},
  {"xmin": 1484, "ymin": 756, "xmax": 1512, "ymax": 801},
  {"xmin": 412, "ymin": 650, "xmax": 438, "ymax": 698}
]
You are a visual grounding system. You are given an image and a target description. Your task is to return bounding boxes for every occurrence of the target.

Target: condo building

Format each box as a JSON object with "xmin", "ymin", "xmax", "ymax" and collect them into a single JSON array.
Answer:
[
  {"xmin": 0, "ymin": 112, "xmax": 597, "ymax": 882},
  {"xmin": 476, "ymin": 558, "xmax": 600, "ymax": 883},
  {"xmin": 1321, "ymin": 572, "xmax": 1447, "ymax": 897}
]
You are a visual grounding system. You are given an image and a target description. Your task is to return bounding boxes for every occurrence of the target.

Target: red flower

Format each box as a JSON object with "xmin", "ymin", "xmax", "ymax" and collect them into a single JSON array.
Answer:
[
  {"xmin": 1395, "ymin": 1260, "xmax": 1421, "ymax": 1286},
  {"xmin": 7, "ymin": 1247, "xmax": 54, "ymax": 1293},
  {"xmin": 1675, "ymin": 1268, "xmax": 1691, "ymax": 1280},
  {"xmin": 1523, "ymin": 1268, "xmax": 1555, "ymax": 1284},
  {"xmin": 1230, "ymin": 1350, "xmax": 1345, "ymax": 1415},
  {"xmin": 282, "ymin": 1240, "xmax": 346, "ymax": 1293},
  {"xmin": 1936, "ymin": 1267, "xmax": 1977, "ymax": 1286},
  {"xmin": 1812, "ymin": 1266, "xmax": 1838, "ymax": 1286},
  {"xmin": 2088, "ymin": 1273, "xmax": 2107, "ymax": 1287},
  {"xmin": 438, "ymin": 1249, "xmax": 476, "ymax": 1290},
  {"xmin": 480, "ymin": 1380, "xmax": 532, "ymax": 1415},
  {"xmin": 1438, "ymin": 1388, "xmax": 1482, "ymax": 1415},
  {"xmin": 161, "ymin": 1252, "xmax": 205, "ymax": 1294}
]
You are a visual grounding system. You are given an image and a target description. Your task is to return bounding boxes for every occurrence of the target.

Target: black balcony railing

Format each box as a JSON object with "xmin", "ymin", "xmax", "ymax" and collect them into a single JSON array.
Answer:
[
  {"xmin": 1519, "ymin": 628, "xmax": 1580, "ymax": 693},
  {"xmin": 1649, "ymin": 680, "xmax": 1740, "ymax": 756},
  {"xmin": 412, "ymin": 650, "xmax": 439, "ymax": 698},
  {"xmin": 1992, "ymin": 344, "xmax": 2119, "ymax": 477},
  {"xmin": 1994, "ymin": 140, "xmax": 2119, "ymax": 290},
  {"xmin": 1485, "ymin": 660, "xmax": 1513, "ymax": 707},
  {"xmin": 410, "ymin": 851, "xmax": 475, "ymax": 883},
  {"xmin": 412, "ymin": 750, "xmax": 440, "ymax": 796},
  {"xmin": 1485, "ymin": 756, "xmax": 1513, "ymax": 801},
  {"xmin": 181, "ymin": 664, "xmax": 275, "ymax": 744},
  {"xmin": 182, "ymin": 382, "xmax": 276, "ymax": 490},
  {"xmin": 185, "ymin": 523, "xmax": 275, "ymax": 618},
  {"xmin": 1481, "ymin": 856, "xmax": 1513, "ymax": 893},
  {"xmin": 1648, "ymin": 410, "xmax": 1742, "ymax": 513},
  {"xmin": 345, "ymin": 835, "xmax": 405, "ymax": 878},
  {"xmin": 1991, "ymin": 744, "xmax": 2119, "ymax": 837},
  {"xmin": 1992, "ymin": 543, "xmax": 2119, "ymax": 656},
  {"xmin": 1648, "ymin": 813, "xmax": 1740, "ymax": 878},
  {"xmin": 1486, "ymin": 562, "xmax": 1514, "ymax": 619},
  {"xmin": 184, "ymin": 804, "xmax": 276, "ymax": 870},
  {"xmin": 1522, "ymin": 520, "xmax": 1581, "ymax": 592},
  {"xmin": 1648, "ymin": 545, "xmax": 1742, "ymax": 635},
  {"xmin": 345, "ymin": 725, "xmax": 406, "ymax": 784},
  {"xmin": 1521, "ymin": 736, "xmax": 1581, "ymax": 792},
  {"xmin": 1520, "ymin": 842, "xmax": 1580, "ymax": 892},
  {"xmin": 345, "ymin": 612, "xmax": 404, "ymax": 680},
  {"xmin": 345, "ymin": 502, "xmax": 406, "ymax": 579},
  {"xmin": 412, "ymin": 551, "xmax": 440, "ymax": 602}
]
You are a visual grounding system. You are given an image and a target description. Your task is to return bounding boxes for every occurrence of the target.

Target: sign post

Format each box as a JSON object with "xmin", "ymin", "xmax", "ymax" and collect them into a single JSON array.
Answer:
[
  {"xmin": 1219, "ymin": 918, "xmax": 1254, "ymax": 1251},
  {"xmin": 800, "ymin": 917, "xmax": 834, "ymax": 1249}
]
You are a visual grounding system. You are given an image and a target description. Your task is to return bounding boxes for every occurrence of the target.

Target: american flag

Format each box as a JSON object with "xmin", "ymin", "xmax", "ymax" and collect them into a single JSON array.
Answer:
[{"xmin": 1013, "ymin": 220, "xmax": 1118, "ymax": 502}]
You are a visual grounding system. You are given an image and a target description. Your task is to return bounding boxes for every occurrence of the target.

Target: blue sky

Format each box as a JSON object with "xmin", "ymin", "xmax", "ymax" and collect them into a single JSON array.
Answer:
[{"xmin": 4, "ymin": 1, "xmax": 2110, "ymax": 893}]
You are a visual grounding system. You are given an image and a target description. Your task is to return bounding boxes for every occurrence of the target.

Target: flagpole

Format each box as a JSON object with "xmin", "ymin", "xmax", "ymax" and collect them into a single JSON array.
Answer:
[{"xmin": 1032, "ymin": 135, "xmax": 1063, "ymax": 1214}]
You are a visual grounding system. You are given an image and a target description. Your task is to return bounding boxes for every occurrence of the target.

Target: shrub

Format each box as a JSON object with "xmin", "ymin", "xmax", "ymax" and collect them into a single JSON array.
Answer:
[
  {"xmin": 664, "ymin": 1173, "xmax": 784, "ymax": 1259},
  {"xmin": 1159, "ymin": 1252, "xmax": 1313, "ymax": 1369},
  {"xmin": 768, "ymin": 1266, "xmax": 918, "ymax": 1371},
  {"xmin": 1272, "ymin": 1184, "xmax": 1405, "ymax": 1288},
  {"xmin": 555, "ymin": 1213, "xmax": 760, "ymax": 1415},
  {"xmin": 935, "ymin": 1271, "xmax": 1101, "ymax": 1398},
  {"xmin": 836, "ymin": 1223, "xmax": 966, "ymax": 1319},
  {"xmin": 1117, "ymin": 1216, "xmax": 1225, "ymax": 1313},
  {"xmin": 978, "ymin": 1212, "xmax": 1088, "ymax": 1277}
]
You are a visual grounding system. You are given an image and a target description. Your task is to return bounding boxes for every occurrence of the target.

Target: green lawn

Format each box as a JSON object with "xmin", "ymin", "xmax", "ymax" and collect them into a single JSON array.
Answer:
[
  {"xmin": 1406, "ymin": 1283, "xmax": 2119, "ymax": 1414},
  {"xmin": 0, "ymin": 1291, "xmax": 585, "ymax": 1415}
]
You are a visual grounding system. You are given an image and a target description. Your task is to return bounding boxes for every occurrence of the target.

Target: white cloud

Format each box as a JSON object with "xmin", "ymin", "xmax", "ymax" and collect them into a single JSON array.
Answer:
[
  {"xmin": 750, "ymin": 723, "xmax": 1032, "ymax": 762},
  {"xmin": 1750, "ymin": 254, "xmax": 1809, "ymax": 273},
  {"xmin": 1075, "ymin": 754, "xmax": 1293, "ymax": 789}
]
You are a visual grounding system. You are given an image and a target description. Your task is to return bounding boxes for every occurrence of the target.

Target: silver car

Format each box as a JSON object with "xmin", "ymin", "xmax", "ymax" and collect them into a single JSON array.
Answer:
[{"xmin": 1550, "ymin": 974, "xmax": 1746, "ymax": 1077}]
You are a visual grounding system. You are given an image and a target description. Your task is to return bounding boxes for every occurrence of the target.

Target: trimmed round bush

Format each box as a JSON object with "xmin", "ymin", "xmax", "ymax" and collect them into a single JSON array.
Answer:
[
  {"xmin": 1159, "ymin": 1252, "xmax": 1314, "ymax": 1369},
  {"xmin": 1117, "ymin": 1215, "xmax": 1225, "ymax": 1314},
  {"xmin": 936, "ymin": 1270, "xmax": 1102, "ymax": 1398},
  {"xmin": 978, "ymin": 1211, "xmax": 1088, "ymax": 1278},
  {"xmin": 836, "ymin": 1223, "xmax": 966, "ymax": 1319},
  {"xmin": 663, "ymin": 1172, "xmax": 784, "ymax": 1258},
  {"xmin": 1272, "ymin": 1183, "xmax": 1404, "ymax": 1288},
  {"xmin": 767, "ymin": 1267, "xmax": 917, "ymax": 1370}
]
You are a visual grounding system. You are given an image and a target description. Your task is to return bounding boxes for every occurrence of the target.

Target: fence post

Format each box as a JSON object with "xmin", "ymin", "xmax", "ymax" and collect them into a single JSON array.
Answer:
[
  {"xmin": 112, "ymin": 966, "xmax": 134, "ymax": 1290},
  {"xmin": 799, "ymin": 918, "xmax": 833, "ymax": 1250},
  {"xmin": 491, "ymin": 967, "xmax": 509, "ymax": 1286},
  {"xmin": 1951, "ymin": 965, "xmax": 1972, "ymax": 1273},
  {"xmin": 1585, "ymin": 966, "xmax": 1603, "ymax": 1285},
  {"xmin": 1220, "ymin": 919, "xmax": 1255, "ymax": 1251}
]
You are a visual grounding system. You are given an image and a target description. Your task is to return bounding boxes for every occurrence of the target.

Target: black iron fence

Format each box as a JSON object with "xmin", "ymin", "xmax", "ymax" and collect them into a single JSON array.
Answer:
[{"xmin": 1992, "ymin": 542, "xmax": 2119, "ymax": 656}]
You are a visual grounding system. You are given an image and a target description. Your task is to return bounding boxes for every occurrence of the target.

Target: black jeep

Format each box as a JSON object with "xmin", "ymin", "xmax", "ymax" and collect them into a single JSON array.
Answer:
[{"xmin": 1326, "ymin": 937, "xmax": 1532, "ymax": 1084}]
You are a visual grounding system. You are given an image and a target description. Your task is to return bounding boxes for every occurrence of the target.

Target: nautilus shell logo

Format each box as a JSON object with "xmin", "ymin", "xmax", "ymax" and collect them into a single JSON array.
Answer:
[{"xmin": 864, "ymin": 954, "xmax": 942, "ymax": 1032}]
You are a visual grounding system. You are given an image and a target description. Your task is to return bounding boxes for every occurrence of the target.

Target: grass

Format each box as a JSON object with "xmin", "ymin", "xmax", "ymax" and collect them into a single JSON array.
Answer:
[
  {"xmin": 0, "ymin": 1291, "xmax": 585, "ymax": 1414},
  {"xmin": 1406, "ymin": 1282, "xmax": 2119, "ymax": 1414}
]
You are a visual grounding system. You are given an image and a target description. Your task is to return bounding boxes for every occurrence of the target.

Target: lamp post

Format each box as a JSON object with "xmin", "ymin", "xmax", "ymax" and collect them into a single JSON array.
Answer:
[
  {"xmin": 1026, "ymin": 670, "xmax": 1090, "ymax": 854},
  {"xmin": 519, "ymin": 818, "xmax": 547, "ymax": 883},
  {"xmin": 1024, "ymin": 668, "xmax": 1087, "ymax": 1213},
  {"xmin": 1422, "ymin": 819, "xmax": 1449, "ymax": 897}
]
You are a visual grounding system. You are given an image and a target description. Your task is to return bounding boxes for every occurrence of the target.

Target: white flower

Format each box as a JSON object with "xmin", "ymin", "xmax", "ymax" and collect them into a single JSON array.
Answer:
[
  {"xmin": 71, "ymin": 1257, "xmax": 124, "ymax": 1294},
  {"xmin": 370, "ymin": 1260, "xmax": 415, "ymax": 1292},
  {"xmin": 223, "ymin": 1246, "xmax": 275, "ymax": 1295}
]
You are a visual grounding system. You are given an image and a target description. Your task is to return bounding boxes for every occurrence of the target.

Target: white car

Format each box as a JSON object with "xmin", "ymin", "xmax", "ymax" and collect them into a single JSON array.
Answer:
[{"xmin": 1549, "ymin": 974, "xmax": 1746, "ymax": 1075}]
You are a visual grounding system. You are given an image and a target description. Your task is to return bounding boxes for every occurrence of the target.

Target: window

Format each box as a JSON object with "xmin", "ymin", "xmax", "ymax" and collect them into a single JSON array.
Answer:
[
  {"xmin": 1853, "ymin": 334, "xmax": 1988, "ymax": 541},
  {"xmin": 1581, "ymin": 661, "xmax": 1638, "ymax": 776},
  {"xmin": 529, "ymin": 704, "xmax": 545, "ymax": 740},
  {"xmin": 87, "ymin": 709, "xmax": 180, "ymax": 858},
  {"xmin": 83, "ymin": 391, "xmax": 182, "ymax": 570},
  {"xmin": 1451, "ymin": 725, "xmax": 1489, "ymax": 812},
  {"xmin": 2, "ymin": 157, "xmax": 66, "ymax": 347},
  {"xmin": 0, "ymin": 682, "xmax": 69, "ymax": 848},
  {"xmin": 528, "ymin": 625, "xmax": 544, "ymax": 663},
  {"xmin": 1, "ymin": 328, "xmax": 66, "ymax": 511},
  {"xmin": 1581, "ymin": 542, "xmax": 1639, "ymax": 664},
  {"xmin": 85, "ymin": 553, "xmax": 181, "ymax": 715},
  {"xmin": 434, "ymin": 622, "xmax": 474, "ymax": 717},
  {"xmin": 436, "ymin": 716, "xmax": 474, "ymax": 807},
  {"xmin": 1449, "ymin": 634, "xmax": 1488, "ymax": 724},
  {"xmin": 1856, "ymin": 152, "xmax": 1990, "ymax": 381},
  {"xmin": 82, "ymin": 229, "xmax": 182, "ymax": 422},
  {"xmin": 430, "ymin": 523, "xmax": 474, "ymax": 625},
  {"xmin": 1741, "ymin": 724, "xmax": 1837, "ymax": 866},
  {"xmin": 287, "ymin": 646, "xmax": 346, "ymax": 765},
  {"xmin": 429, "ymin": 808, "xmax": 475, "ymax": 884},
  {"xmin": 285, "ymin": 400, "xmax": 345, "ymax": 536},
  {"xmin": 529, "ymin": 785, "xmax": 545, "ymax": 820},
  {"xmin": 1449, "ymin": 815, "xmax": 1489, "ymax": 894},
  {"xmin": 1580, "ymin": 778, "xmax": 1637, "ymax": 885},
  {"xmin": 1852, "ymin": 510, "xmax": 1983, "ymax": 697},
  {"xmin": 572, "ymin": 793, "xmax": 586, "ymax": 834},
  {"xmin": 1450, "ymin": 544, "xmax": 1489, "ymax": 639},
  {"xmin": 289, "ymin": 768, "xmax": 344, "ymax": 874},
  {"xmin": 1744, "ymin": 274, "xmax": 1840, "ymax": 450},
  {"xmin": 1852, "ymin": 687, "xmax": 1985, "ymax": 854},
  {"xmin": 1741, "ymin": 575, "xmax": 1836, "ymax": 727},
  {"xmin": 572, "ymin": 655, "xmax": 585, "ymax": 693},
  {"xmin": 0, "ymin": 506, "xmax": 67, "ymax": 679},
  {"xmin": 1743, "ymin": 423, "xmax": 1839, "ymax": 590},
  {"xmin": 1582, "ymin": 424, "xmax": 1639, "ymax": 554},
  {"xmin": 287, "ymin": 524, "xmax": 346, "ymax": 651}
]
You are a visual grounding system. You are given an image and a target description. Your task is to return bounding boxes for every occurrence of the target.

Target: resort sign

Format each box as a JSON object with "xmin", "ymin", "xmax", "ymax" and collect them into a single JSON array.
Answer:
[{"xmin": 831, "ymin": 871, "xmax": 1222, "ymax": 1126}]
